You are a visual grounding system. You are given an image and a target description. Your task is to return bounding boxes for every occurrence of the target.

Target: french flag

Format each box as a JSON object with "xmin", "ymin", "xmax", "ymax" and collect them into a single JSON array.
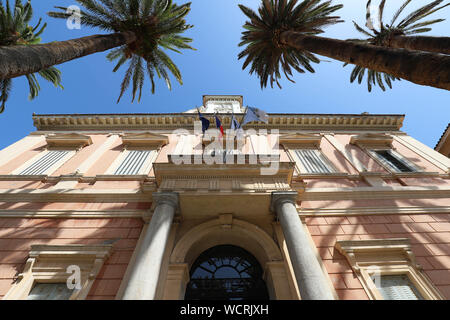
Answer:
[{"xmin": 215, "ymin": 114, "xmax": 224, "ymax": 137}]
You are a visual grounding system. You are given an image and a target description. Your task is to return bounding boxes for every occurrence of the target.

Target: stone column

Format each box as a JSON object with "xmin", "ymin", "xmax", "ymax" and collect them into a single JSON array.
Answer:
[
  {"xmin": 271, "ymin": 191, "xmax": 335, "ymax": 300},
  {"xmin": 122, "ymin": 192, "xmax": 179, "ymax": 300}
]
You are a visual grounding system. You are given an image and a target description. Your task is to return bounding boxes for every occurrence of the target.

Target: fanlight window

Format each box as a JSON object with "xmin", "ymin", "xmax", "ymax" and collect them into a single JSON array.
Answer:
[{"xmin": 185, "ymin": 245, "xmax": 269, "ymax": 300}]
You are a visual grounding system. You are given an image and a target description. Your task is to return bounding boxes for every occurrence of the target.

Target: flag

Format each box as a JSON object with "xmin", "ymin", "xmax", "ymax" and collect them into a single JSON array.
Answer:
[
  {"xmin": 242, "ymin": 107, "xmax": 268, "ymax": 125},
  {"xmin": 230, "ymin": 114, "xmax": 240, "ymax": 131},
  {"xmin": 198, "ymin": 110, "xmax": 210, "ymax": 133},
  {"xmin": 231, "ymin": 113, "xmax": 244, "ymax": 140},
  {"xmin": 215, "ymin": 114, "xmax": 224, "ymax": 137}
]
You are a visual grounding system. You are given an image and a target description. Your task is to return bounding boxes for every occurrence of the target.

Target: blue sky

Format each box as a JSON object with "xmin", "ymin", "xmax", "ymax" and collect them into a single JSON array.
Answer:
[{"xmin": 0, "ymin": 0, "xmax": 448, "ymax": 150}]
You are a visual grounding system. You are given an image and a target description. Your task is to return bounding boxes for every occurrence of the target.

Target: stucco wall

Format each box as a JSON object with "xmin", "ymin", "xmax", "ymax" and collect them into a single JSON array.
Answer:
[
  {"xmin": 0, "ymin": 218, "xmax": 143, "ymax": 300},
  {"xmin": 305, "ymin": 214, "xmax": 450, "ymax": 300}
]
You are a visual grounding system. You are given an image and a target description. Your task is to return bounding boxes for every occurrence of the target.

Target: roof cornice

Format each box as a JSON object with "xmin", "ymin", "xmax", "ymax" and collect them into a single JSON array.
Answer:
[
  {"xmin": 32, "ymin": 113, "xmax": 405, "ymax": 132},
  {"xmin": 435, "ymin": 123, "xmax": 450, "ymax": 152}
]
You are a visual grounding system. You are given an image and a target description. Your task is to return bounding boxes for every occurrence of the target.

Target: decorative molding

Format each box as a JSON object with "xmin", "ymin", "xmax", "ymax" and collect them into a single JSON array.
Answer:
[
  {"xmin": 32, "ymin": 114, "xmax": 405, "ymax": 132},
  {"xmin": 121, "ymin": 132, "xmax": 169, "ymax": 148},
  {"xmin": 271, "ymin": 191, "xmax": 298, "ymax": 213},
  {"xmin": 152, "ymin": 192, "xmax": 179, "ymax": 210},
  {"xmin": 279, "ymin": 133, "xmax": 321, "ymax": 147},
  {"xmin": 45, "ymin": 133, "xmax": 92, "ymax": 148},
  {"xmin": 0, "ymin": 209, "xmax": 146, "ymax": 219},
  {"xmin": 350, "ymin": 133, "xmax": 394, "ymax": 147},
  {"xmin": 298, "ymin": 206, "xmax": 450, "ymax": 217},
  {"xmin": 0, "ymin": 185, "xmax": 448, "ymax": 203},
  {"xmin": 335, "ymin": 238, "xmax": 418, "ymax": 271},
  {"xmin": 154, "ymin": 162, "xmax": 295, "ymax": 193},
  {"xmin": 335, "ymin": 239, "xmax": 444, "ymax": 300},
  {"xmin": 299, "ymin": 186, "xmax": 450, "ymax": 201},
  {"xmin": 219, "ymin": 213, "xmax": 233, "ymax": 229},
  {"xmin": 170, "ymin": 217, "xmax": 283, "ymax": 264},
  {"xmin": 0, "ymin": 188, "xmax": 151, "ymax": 202},
  {"xmin": 3, "ymin": 244, "xmax": 113, "ymax": 300},
  {"xmin": 1, "ymin": 206, "xmax": 448, "ymax": 219}
]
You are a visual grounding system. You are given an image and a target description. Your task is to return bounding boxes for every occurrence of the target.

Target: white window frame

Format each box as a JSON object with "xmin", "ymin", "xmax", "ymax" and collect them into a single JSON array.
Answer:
[
  {"xmin": 105, "ymin": 147, "xmax": 158, "ymax": 176},
  {"xmin": 11, "ymin": 149, "xmax": 76, "ymax": 176}
]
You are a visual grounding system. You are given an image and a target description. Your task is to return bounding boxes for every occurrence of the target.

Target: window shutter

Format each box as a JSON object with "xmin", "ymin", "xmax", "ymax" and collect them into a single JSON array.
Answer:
[
  {"xmin": 26, "ymin": 283, "xmax": 73, "ymax": 300},
  {"xmin": 114, "ymin": 150, "xmax": 154, "ymax": 175},
  {"xmin": 19, "ymin": 150, "xmax": 71, "ymax": 175},
  {"xmin": 374, "ymin": 275, "xmax": 424, "ymax": 300},
  {"xmin": 295, "ymin": 149, "xmax": 334, "ymax": 174}
]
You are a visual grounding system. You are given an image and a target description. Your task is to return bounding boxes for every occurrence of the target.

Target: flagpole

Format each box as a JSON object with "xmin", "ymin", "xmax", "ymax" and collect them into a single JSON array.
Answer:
[{"xmin": 239, "ymin": 106, "xmax": 248, "ymax": 128}]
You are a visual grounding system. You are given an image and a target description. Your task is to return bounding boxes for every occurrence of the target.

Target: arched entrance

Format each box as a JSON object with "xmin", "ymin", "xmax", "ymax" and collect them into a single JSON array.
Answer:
[{"xmin": 184, "ymin": 245, "xmax": 269, "ymax": 300}]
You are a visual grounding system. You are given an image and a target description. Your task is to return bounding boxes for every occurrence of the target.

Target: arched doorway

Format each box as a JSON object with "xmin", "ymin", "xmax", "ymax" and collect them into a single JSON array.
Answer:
[{"xmin": 184, "ymin": 245, "xmax": 269, "ymax": 300}]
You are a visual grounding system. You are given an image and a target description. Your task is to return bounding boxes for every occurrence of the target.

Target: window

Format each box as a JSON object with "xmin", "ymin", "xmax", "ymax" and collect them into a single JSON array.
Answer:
[
  {"xmin": 26, "ymin": 283, "xmax": 74, "ymax": 300},
  {"xmin": 106, "ymin": 149, "xmax": 157, "ymax": 175},
  {"xmin": 370, "ymin": 149, "xmax": 419, "ymax": 173},
  {"xmin": 13, "ymin": 150, "xmax": 75, "ymax": 176},
  {"xmin": 184, "ymin": 245, "xmax": 269, "ymax": 300},
  {"xmin": 3, "ymin": 244, "xmax": 112, "ymax": 300},
  {"xmin": 114, "ymin": 150, "xmax": 155, "ymax": 175},
  {"xmin": 335, "ymin": 239, "xmax": 443, "ymax": 300},
  {"xmin": 372, "ymin": 274, "xmax": 424, "ymax": 300},
  {"xmin": 293, "ymin": 149, "xmax": 335, "ymax": 174}
]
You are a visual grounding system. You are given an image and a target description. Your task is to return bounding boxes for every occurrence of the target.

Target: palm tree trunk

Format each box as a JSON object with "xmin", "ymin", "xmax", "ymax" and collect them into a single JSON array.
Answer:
[
  {"xmin": 280, "ymin": 31, "xmax": 450, "ymax": 90},
  {"xmin": 0, "ymin": 32, "xmax": 137, "ymax": 80},
  {"xmin": 388, "ymin": 35, "xmax": 450, "ymax": 55}
]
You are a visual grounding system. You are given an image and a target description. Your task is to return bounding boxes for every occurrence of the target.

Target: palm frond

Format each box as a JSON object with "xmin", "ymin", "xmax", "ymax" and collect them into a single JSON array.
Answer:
[
  {"xmin": 347, "ymin": 0, "xmax": 447, "ymax": 92},
  {"xmin": 49, "ymin": 0, "xmax": 194, "ymax": 102},
  {"xmin": 0, "ymin": 0, "xmax": 63, "ymax": 112},
  {"xmin": 238, "ymin": 0, "xmax": 343, "ymax": 89}
]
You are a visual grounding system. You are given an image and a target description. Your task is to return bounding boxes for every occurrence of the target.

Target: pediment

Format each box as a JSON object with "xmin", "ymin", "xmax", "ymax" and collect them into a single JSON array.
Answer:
[
  {"xmin": 279, "ymin": 133, "xmax": 322, "ymax": 146},
  {"xmin": 121, "ymin": 132, "xmax": 169, "ymax": 147},
  {"xmin": 350, "ymin": 133, "xmax": 393, "ymax": 147},
  {"xmin": 45, "ymin": 133, "xmax": 92, "ymax": 148}
]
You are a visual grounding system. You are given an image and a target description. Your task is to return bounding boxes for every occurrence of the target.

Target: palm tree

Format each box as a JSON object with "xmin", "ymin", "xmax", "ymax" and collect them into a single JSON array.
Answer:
[
  {"xmin": 238, "ymin": 0, "xmax": 450, "ymax": 91},
  {"xmin": 362, "ymin": 0, "xmax": 450, "ymax": 54},
  {"xmin": 345, "ymin": 0, "xmax": 450, "ymax": 92},
  {"xmin": 0, "ymin": 0, "xmax": 62, "ymax": 113},
  {"xmin": 0, "ymin": 0, "xmax": 194, "ymax": 102}
]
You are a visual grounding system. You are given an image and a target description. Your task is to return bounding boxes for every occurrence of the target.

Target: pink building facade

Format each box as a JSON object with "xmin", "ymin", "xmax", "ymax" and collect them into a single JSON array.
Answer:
[{"xmin": 0, "ymin": 96, "xmax": 449, "ymax": 300}]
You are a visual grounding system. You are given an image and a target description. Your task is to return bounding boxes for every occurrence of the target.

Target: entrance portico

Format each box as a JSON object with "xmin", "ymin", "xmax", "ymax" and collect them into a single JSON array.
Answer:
[{"xmin": 117, "ymin": 162, "xmax": 336, "ymax": 300}]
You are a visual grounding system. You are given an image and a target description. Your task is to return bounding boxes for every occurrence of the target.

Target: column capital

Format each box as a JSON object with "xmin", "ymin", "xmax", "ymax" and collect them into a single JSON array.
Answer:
[
  {"xmin": 270, "ymin": 191, "xmax": 298, "ymax": 212},
  {"xmin": 152, "ymin": 192, "xmax": 179, "ymax": 209}
]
